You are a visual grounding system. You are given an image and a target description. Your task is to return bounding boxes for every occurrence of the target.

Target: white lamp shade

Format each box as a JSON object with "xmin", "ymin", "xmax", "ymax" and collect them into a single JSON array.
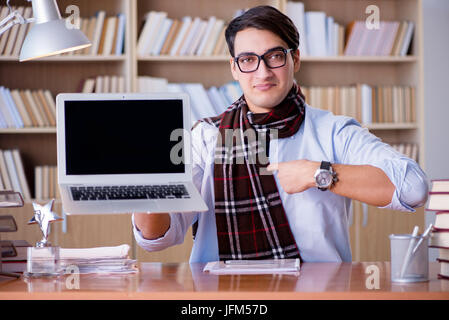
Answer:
[{"xmin": 19, "ymin": 19, "xmax": 91, "ymax": 61}]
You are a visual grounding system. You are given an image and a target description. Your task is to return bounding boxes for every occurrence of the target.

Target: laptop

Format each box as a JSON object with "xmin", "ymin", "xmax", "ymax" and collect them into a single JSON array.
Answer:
[{"xmin": 56, "ymin": 93, "xmax": 208, "ymax": 214}]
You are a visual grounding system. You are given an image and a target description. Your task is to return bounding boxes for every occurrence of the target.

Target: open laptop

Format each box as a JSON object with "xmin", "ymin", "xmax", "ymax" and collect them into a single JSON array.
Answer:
[{"xmin": 56, "ymin": 93, "xmax": 208, "ymax": 214}]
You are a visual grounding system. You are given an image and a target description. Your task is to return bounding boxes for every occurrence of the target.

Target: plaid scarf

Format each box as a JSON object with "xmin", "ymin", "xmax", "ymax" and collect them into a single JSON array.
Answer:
[{"xmin": 199, "ymin": 84, "xmax": 306, "ymax": 260}]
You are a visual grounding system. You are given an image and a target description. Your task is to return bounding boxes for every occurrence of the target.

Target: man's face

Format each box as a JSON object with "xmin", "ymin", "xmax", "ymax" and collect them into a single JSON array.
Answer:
[{"xmin": 230, "ymin": 27, "xmax": 300, "ymax": 114}]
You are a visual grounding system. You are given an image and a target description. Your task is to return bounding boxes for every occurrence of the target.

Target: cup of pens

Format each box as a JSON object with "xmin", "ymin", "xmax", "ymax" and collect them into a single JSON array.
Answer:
[{"xmin": 389, "ymin": 225, "xmax": 432, "ymax": 283}]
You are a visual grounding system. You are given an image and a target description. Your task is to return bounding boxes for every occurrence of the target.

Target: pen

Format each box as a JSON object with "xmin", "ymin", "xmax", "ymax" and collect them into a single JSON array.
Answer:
[{"xmin": 412, "ymin": 223, "xmax": 433, "ymax": 255}]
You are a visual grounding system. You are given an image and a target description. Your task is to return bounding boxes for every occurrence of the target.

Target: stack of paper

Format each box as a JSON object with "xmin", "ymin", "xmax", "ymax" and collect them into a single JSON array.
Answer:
[
  {"xmin": 203, "ymin": 259, "xmax": 300, "ymax": 275},
  {"xmin": 59, "ymin": 244, "xmax": 138, "ymax": 275}
]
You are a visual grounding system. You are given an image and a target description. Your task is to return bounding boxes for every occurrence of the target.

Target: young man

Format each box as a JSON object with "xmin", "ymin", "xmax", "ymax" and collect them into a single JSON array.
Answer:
[{"xmin": 133, "ymin": 6, "xmax": 428, "ymax": 262}]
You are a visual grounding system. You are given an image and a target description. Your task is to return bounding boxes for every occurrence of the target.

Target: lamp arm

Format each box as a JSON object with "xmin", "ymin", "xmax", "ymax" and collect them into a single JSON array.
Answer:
[{"xmin": 0, "ymin": 10, "xmax": 28, "ymax": 36}]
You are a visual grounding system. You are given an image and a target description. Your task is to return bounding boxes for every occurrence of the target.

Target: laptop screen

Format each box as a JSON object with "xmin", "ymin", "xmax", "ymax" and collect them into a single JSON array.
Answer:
[{"xmin": 64, "ymin": 99, "xmax": 185, "ymax": 175}]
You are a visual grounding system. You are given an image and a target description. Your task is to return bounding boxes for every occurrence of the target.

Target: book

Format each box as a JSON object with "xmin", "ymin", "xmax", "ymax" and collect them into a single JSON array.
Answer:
[
  {"xmin": 427, "ymin": 193, "xmax": 449, "ymax": 211},
  {"xmin": 12, "ymin": 149, "xmax": 31, "ymax": 200},
  {"xmin": 115, "ymin": 13, "xmax": 126, "ymax": 55},
  {"xmin": 434, "ymin": 212, "xmax": 449, "ymax": 231},
  {"xmin": 286, "ymin": 1, "xmax": 308, "ymax": 56},
  {"xmin": 102, "ymin": 16, "xmax": 118, "ymax": 55},
  {"xmin": 437, "ymin": 260, "xmax": 449, "ymax": 280},
  {"xmin": 430, "ymin": 179, "xmax": 449, "ymax": 192},
  {"xmin": 430, "ymin": 230, "xmax": 449, "ymax": 249},
  {"xmin": 0, "ymin": 150, "xmax": 12, "ymax": 190},
  {"xmin": 305, "ymin": 11, "xmax": 327, "ymax": 56},
  {"xmin": 400, "ymin": 21, "xmax": 415, "ymax": 56},
  {"xmin": 12, "ymin": 6, "xmax": 32, "ymax": 57},
  {"xmin": 202, "ymin": 19, "xmax": 225, "ymax": 56},
  {"xmin": 188, "ymin": 20, "xmax": 208, "ymax": 55},
  {"xmin": 0, "ymin": 87, "xmax": 16, "ymax": 128},
  {"xmin": 160, "ymin": 19, "xmax": 181, "ymax": 55},
  {"xmin": 151, "ymin": 17, "xmax": 173, "ymax": 55},
  {"xmin": 169, "ymin": 16, "xmax": 192, "ymax": 56},
  {"xmin": 2, "ymin": 150, "xmax": 22, "ymax": 195},
  {"xmin": 179, "ymin": 17, "xmax": 201, "ymax": 56},
  {"xmin": 10, "ymin": 90, "xmax": 32, "ymax": 127},
  {"xmin": 196, "ymin": 16, "xmax": 217, "ymax": 56},
  {"xmin": 90, "ymin": 11, "xmax": 106, "ymax": 55},
  {"xmin": 3, "ymin": 6, "xmax": 24, "ymax": 56}
]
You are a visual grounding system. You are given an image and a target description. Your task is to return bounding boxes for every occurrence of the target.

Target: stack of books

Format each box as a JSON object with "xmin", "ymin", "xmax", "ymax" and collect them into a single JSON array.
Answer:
[
  {"xmin": 137, "ymin": 11, "xmax": 228, "ymax": 57},
  {"xmin": 0, "ymin": 149, "xmax": 31, "ymax": 200},
  {"xmin": 0, "ymin": 87, "xmax": 56, "ymax": 129},
  {"xmin": 427, "ymin": 179, "xmax": 449, "ymax": 280},
  {"xmin": 301, "ymin": 84, "xmax": 416, "ymax": 125}
]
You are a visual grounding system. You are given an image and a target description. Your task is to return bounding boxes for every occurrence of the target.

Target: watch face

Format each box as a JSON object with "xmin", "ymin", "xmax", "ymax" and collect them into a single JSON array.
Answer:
[{"xmin": 316, "ymin": 171, "xmax": 332, "ymax": 187}]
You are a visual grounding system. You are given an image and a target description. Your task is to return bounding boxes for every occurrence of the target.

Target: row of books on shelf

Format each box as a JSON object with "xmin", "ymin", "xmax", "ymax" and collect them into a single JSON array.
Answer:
[
  {"xmin": 0, "ymin": 87, "xmax": 55, "ymax": 129},
  {"xmin": 0, "ymin": 6, "xmax": 32, "ymax": 57},
  {"xmin": 137, "ymin": 11, "xmax": 229, "ymax": 57},
  {"xmin": 0, "ymin": 6, "xmax": 125, "ymax": 57},
  {"xmin": 285, "ymin": 1, "xmax": 414, "ymax": 57},
  {"xmin": 0, "ymin": 149, "xmax": 59, "ymax": 201},
  {"xmin": 35, "ymin": 166, "xmax": 59, "ymax": 200},
  {"xmin": 80, "ymin": 76, "xmax": 126, "ymax": 94},
  {"xmin": 427, "ymin": 179, "xmax": 449, "ymax": 280},
  {"xmin": 390, "ymin": 143, "xmax": 419, "ymax": 162},
  {"xmin": 80, "ymin": 75, "xmax": 242, "ymax": 122},
  {"xmin": 301, "ymin": 85, "xmax": 416, "ymax": 125},
  {"xmin": 0, "ymin": 149, "xmax": 30, "ymax": 200}
]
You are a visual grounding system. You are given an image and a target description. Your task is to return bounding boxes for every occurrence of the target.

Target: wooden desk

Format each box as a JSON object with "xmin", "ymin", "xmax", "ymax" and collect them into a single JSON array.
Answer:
[{"xmin": 0, "ymin": 262, "xmax": 448, "ymax": 300}]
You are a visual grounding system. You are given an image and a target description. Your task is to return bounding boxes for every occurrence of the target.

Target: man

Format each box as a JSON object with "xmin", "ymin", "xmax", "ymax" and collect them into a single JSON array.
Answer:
[{"xmin": 133, "ymin": 6, "xmax": 428, "ymax": 262}]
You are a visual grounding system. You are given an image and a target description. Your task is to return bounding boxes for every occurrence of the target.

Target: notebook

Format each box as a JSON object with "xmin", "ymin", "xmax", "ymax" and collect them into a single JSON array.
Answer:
[{"xmin": 56, "ymin": 93, "xmax": 208, "ymax": 214}]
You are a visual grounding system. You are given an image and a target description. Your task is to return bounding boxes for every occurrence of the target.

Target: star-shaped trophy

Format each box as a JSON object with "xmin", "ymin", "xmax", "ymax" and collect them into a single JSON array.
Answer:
[
  {"xmin": 27, "ymin": 199, "xmax": 63, "ymax": 248},
  {"xmin": 25, "ymin": 199, "xmax": 63, "ymax": 278}
]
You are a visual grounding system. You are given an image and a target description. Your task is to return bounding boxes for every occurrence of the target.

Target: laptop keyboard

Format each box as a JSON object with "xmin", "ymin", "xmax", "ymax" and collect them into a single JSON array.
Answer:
[{"xmin": 70, "ymin": 185, "xmax": 190, "ymax": 201}]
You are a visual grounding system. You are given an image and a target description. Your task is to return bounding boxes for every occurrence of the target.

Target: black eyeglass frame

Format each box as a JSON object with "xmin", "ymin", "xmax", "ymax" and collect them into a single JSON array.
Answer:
[{"xmin": 233, "ymin": 47, "xmax": 294, "ymax": 73}]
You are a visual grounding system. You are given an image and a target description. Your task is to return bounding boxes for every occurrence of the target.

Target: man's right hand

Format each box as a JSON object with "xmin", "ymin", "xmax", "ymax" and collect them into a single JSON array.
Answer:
[{"xmin": 134, "ymin": 213, "xmax": 170, "ymax": 240}]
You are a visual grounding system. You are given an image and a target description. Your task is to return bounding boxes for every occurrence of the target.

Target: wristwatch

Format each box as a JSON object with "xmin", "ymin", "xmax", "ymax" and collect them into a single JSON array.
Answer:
[{"xmin": 314, "ymin": 161, "xmax": 338, "ymax": 191}]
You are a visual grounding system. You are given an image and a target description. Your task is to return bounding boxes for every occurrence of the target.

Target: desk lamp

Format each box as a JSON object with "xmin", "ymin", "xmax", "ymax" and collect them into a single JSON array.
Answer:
[{"xmin": 0, "ymin": 0, "xmax": 91, "ymax": 61}]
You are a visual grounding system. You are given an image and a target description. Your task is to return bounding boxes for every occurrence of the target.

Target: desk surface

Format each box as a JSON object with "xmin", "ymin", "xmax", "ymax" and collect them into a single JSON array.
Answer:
[{"xmin": 1, "ymin": 262, "xmax": 448, "ymax": 300}]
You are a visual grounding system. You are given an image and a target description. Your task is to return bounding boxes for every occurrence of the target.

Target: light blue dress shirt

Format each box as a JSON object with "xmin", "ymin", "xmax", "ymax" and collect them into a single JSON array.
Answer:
[{"xmin": 133, "ymin": 105, "xmax": 429, "ymax": 262}]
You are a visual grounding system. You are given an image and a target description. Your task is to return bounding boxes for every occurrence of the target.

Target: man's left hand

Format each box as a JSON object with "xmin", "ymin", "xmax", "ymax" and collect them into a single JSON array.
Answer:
[{"xmin": 267, "ymin": 160, "xmax": 319, "ymax": 194}]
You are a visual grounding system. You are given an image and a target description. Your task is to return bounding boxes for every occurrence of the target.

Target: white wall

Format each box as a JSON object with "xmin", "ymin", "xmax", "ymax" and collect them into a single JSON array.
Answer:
[{"xmin": 422, "ymin": 0, "xmax": 449, "ymax": 261}]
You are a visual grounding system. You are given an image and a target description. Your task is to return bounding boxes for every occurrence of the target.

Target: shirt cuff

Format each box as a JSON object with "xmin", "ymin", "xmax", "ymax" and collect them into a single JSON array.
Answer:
[{"xmin": 132, "ymin": 213, "xmax": 178, "ymax": 251}]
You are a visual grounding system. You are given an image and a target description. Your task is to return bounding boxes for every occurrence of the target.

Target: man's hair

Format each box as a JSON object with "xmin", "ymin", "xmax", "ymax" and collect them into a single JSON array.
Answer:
[{"xmin": 225, "ymin": 6, "xmax": 299, "ymax": 57}]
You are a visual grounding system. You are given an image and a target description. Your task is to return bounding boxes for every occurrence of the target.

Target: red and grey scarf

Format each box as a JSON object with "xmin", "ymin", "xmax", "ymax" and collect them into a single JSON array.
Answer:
[{"xmin": 200, "ymin": 84, "xmax": 306, "ymax": 260}]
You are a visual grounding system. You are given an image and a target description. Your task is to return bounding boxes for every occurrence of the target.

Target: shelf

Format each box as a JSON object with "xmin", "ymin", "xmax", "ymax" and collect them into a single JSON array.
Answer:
[
  {"xmin": 363, "ymin": 123, "xmax": 418, "ymax": 130},
  {"xmin": 138, "ymin": 55, "xmax": 418, "ymax": 63},
  {"xmin": 0, "ymin": 128, "xmax": 56, "ymax": 134},
  {"xmin": 138, "ymin": 55, "xmax": 230, "ymax": 62},
  {"xmin": 0, "ymin": 124, "xmax": 418, "ymax": 134},
  {"xmin": 0, "ymin": 55, "xmax": 127, "ymax": 62}
]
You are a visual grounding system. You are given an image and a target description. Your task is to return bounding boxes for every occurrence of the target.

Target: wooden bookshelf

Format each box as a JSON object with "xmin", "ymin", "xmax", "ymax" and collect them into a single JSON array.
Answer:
[{"xmin": 0, "ymin": 0, "xmax": 425, "ymax": 262}]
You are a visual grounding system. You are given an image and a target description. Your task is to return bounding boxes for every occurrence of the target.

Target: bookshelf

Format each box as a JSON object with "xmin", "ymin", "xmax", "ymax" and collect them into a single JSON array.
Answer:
[{"xmin": 0, "ymin": 0, "xmax": 425, "ymax": 262}]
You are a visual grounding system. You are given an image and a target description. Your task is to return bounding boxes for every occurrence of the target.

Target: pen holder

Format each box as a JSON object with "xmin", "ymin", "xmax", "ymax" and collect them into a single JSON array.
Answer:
[{"xmin": 389, "ymin": 234, "xmax": 429, "ymax": 283}]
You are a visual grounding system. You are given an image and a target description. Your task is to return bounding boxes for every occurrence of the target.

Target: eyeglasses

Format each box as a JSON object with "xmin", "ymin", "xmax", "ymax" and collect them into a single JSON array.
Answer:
[{"xmin": 234, "ymin": 47, "xmax": 293, "ymax": 73}]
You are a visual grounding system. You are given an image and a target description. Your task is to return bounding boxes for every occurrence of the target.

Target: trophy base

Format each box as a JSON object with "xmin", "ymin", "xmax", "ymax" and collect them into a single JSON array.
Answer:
[{"xmin": 25, "ymin": 246, "xmax": 62, "ymax": 278}]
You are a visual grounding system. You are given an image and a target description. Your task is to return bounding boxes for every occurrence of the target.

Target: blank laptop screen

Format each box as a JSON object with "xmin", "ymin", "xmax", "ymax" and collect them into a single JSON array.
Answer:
[{"xmin": 64, "ymin": 99, "xmax": 185, "ymax": 175}]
